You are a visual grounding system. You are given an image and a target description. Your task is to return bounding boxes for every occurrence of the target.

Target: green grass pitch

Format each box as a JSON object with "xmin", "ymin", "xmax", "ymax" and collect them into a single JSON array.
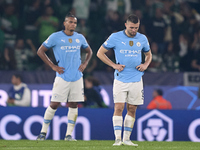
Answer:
[{"xmin": 0, "ymin": 140, "xmax": 200, "ymax": 150}]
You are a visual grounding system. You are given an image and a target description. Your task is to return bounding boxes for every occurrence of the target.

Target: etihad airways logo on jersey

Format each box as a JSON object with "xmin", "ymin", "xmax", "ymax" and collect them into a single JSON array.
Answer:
[
  {"xmin": 120, "ymin": 49, "xmax": 141, "ymax": 57},
  {"xmin": 120, "ymin": 50, "xmax": 141, "ymax": 54},
  {"xmin": 61, "ymin": 46, "xmax": 80, "ymax": 52}
]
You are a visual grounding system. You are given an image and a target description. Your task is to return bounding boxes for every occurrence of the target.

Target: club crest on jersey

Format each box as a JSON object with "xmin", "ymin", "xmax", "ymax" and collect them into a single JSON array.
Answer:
[
  {"xmin": 129, "ymin": 41, "xmax": 134, "ymax": 46},
  {"xmin": 76, "ymin": 39, "xmax": 80, "ymax": 43},
  {"xmin": 68, "ymin": 38, "xmax": 72, "ymax": 43},
  {"xmin": 137, "ymin": 42, "xmax": 141, "ymax": 47}
]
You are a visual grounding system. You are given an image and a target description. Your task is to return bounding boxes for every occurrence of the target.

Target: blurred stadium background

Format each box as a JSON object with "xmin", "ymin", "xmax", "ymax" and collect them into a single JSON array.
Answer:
[{"xmin": 0, "ymin": 0, "xmax": 200, "ymax": 142}]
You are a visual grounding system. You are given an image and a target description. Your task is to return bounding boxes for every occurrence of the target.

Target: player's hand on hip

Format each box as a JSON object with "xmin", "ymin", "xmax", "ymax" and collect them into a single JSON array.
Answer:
[
  {"xmin": 52, "ymin": 65, "xmax": 65, "ymax": 74},
  {"xmin": 113, "ymin": 64, "xmax": 125, "ymax": 72},
  {"xmin": 136, "ymin": 64, "xmax": 147, "ymax": 72},
  {"xmin": 79, "ymin": 63, "xmax": 87, "ymax": 72}
]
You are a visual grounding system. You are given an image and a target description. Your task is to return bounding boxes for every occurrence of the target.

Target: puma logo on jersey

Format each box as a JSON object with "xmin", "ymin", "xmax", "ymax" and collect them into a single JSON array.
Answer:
[
  {"xmin": 122, "ymin": 42, "xmax": 126, "ymax": 45},
  {"xmin": 61, "ymin": 39, "xmax": 65, "ymax": 43}
]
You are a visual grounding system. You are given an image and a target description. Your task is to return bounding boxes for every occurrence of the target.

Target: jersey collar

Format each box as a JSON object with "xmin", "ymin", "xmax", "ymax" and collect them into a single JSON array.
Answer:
[
  {"xmin": 62, "ymin": 30, "xmax": 75, "ymax": 36},
  {"xmin": 123, "ymin": 30, "xmax": 137, "ymax": 38}
]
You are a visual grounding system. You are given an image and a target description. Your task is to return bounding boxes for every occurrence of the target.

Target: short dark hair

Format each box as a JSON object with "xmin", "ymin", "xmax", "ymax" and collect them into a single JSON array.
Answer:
[
  {"xmin": 155, "ymin": 89, "xmax": 163, "ymax": 96},
  {"xmin": 65, "ymin": 12, "xmax": 76, "ymax": 20},
  {"xmin": 127, "ymin": 14, "xmax": 139, "ymax": 23},
  {"xmin": 13, "ymin": 74, "xmax": 22, "ymax": 81}
]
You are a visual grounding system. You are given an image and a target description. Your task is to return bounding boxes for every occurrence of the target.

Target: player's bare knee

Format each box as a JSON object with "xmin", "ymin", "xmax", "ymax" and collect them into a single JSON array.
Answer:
[
  {"xmin": 114, "ymin": 104, "xmax": 124, "ymax": 115},
  {"xmin": 68, "ymin": 102, "xmax": 78, "ymax": 108},
  {"xmin": 114, "ymin": 108, "xmax": 123, "ymax": 115},
  {"xmin": 127, "ymin": 105, "xmax": 137, "ymax": 116},
  {"xmin": 50, "ymin": 102, "xmax": 60, "ymax": 109}
]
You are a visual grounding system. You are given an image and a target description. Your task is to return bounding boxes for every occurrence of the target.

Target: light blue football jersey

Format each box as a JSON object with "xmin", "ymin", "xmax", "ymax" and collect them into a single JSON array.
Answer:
[
  {"xmin": 43, "ymin": 31, "xmax": 88, "ymax": 82},
  {"xmin": 103, "ymin": 30, "xmax": 150, "ymax": 83}
]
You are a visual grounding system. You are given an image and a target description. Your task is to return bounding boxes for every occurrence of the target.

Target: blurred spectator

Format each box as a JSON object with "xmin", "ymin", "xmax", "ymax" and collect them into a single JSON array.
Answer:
[
  {"xmin": 13, "ymin": 39, "xmax": 37, "ymax": 70},
  {"xmin": 178, "ymin": 34, "xmax": 193, "ymax": 71},
  {"xmin": 72, "ymin": 0, "xmax": 90, "ymax": 20},
  {"xmin": 134, "ymin": 9, "xmax": 146, "ymax": 34},
  {"xmin": 147, "ymin": 89, "xmax": 172, "ymax": 110},
  {"xmin": 131, "ymin": 0, "xmax": 145, "ymax": 10},
  {"xmin": 148, "ymin": 7, "xmax": 167, "ymax": 53},
  {"xmin": 87, "ymin": 0, "xmax": 106, "ymax": 51},
  {"xmin": 162, "ymin": 42, "xmax": 180, "ymax": 72},
  {"xmin": 104, "ymin": 10, "xmax": 122, "ymax": 37},
  {"xmin": 84, "ymin": 76, "xmax": 108, "ymax": 108},
  {"xmin": 0, "ymin": 4, "xmax": 18, "ymax": 47},
  {"xmin": 106, "ymin": 0, "xmax": 131, "ymax": 16},
  {"xmin": 106, "ymin": 0, "xmax": 132, "ymax": 26},
  {"xmin": 35, "ymin": 6, "xmax": 59, "ymax": 44},
  {"xmin": 142, "ymin": 0, "xmax": 155, "ymax": 18},
  {"xmin": 147, "ymin": 42, "xmax": 163, "ymax": 72},
  {"xmin": 3, "ymin": 46, "xmax": 16, "ymax": 70},
  {"xmin": 178, "ymin": 34, "xmax": 189, "ymax": 58},
  {"xmin": 76, "ymin": 19, "xmax": 90, "ymax": 38},
  {"xmin": 0, "ymin": 29, "xmax": 5, "ymax": 69},
  {"xmin": 162, "ymin": 0, "xmax": 175, "ymax": 43},
  {"xmin": 54, "ymin": 0, "xmax": 73, "ymax": 22},
  {"xmin": 190, "ymin": 29, "xmax": 200, "ymax": 71},
  {"xmin": 23, "ymin": 0, "xmax": 41, "ymax": 46},
  {"xmin": 150, "ymin": 0, "xmax": 164, "ymax": 17},
  {"xmin": 42, "ymin": 0, "xmax": 55, "ymax": 7},
  {"xmin": 191, "ymin": 29, "xmax": 200, "ymax": 52},
  {"xmin": 191, "ymin": 50, "xmax": 200, "ymax": 72},
  {"xmin": 162, "ymin": 0, "xmax": 184, "ymax": 44},
  {"xmin": 7, "ymin": 74, "xmax": 31, "ymax": 107},
  {"xmin": 179, "ymin": 2, "xmax": 199, "ymax": 36}
]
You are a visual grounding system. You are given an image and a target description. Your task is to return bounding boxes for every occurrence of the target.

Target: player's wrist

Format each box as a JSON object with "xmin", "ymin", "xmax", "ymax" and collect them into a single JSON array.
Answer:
[
  {"xmin": 111, "ymin": 64, "xmax": 116, "ymax": 69},
  {"xmin": 83, "ymin": 61, "xmax": 88, "ymax": 66}
]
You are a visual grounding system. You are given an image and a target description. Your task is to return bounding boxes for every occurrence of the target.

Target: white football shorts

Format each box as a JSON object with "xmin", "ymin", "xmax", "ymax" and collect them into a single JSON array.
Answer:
[
  {"xmin": 51, "ymin": 77, "xmax": 84, "ymax": 103},
  {"xmin": 113, "ymin": 78, "xmax": 144, "ymax": 105}
]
